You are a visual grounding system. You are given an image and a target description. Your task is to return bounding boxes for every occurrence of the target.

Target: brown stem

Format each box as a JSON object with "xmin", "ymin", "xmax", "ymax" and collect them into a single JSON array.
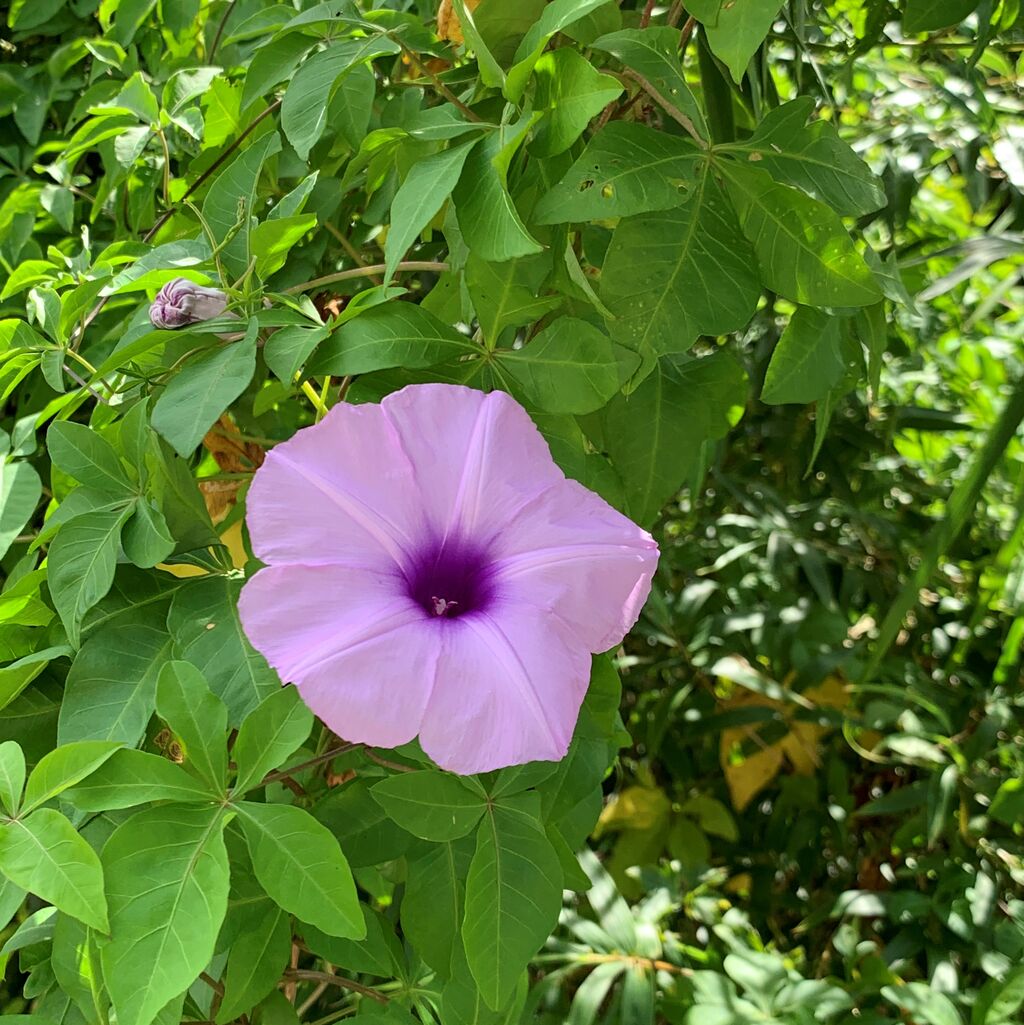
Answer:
[
  {"xmin": 618, "ymin": 69, "xmax": 706, "ymax": 146},
  {"xmin": 679, "ymin": 15, "xmax": 696, "ymax": 51},
  {"xmin": 324, "ymin": 223, "xmax": 383, "ymax": 286},
  {"xmin": 284, "ymin": 970, "xmax": 388, "ymax": 1005},
  {"xmin": 666, "ymin": 1, "xmax": 685, "ymax": 26},
  {"xmin": 260, "ymin": 743, "xmax": 360, "ymax": 786},
  {"xmin": 395, "ymin": 40, "xmax": 482, "ymax": 122},
  {"xmin": 209, "ymin": 0, "xmax": 237, "ymax": 60},
  {"xmin": 639, "ymin": 0, "xmax": 657, "ymax": 28}
]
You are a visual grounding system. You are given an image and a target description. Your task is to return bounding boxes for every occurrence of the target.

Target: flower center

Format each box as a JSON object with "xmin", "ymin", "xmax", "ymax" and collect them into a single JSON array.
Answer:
[{"xmin": 405, "ymin": 539, "xmax": 493, "ymax": 620}]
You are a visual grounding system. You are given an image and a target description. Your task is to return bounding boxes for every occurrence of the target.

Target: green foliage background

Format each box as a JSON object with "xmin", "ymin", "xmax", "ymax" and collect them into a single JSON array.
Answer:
[{"xmin": 0, "ymin": 1, "xmax": 1023, "ymax": 1024}]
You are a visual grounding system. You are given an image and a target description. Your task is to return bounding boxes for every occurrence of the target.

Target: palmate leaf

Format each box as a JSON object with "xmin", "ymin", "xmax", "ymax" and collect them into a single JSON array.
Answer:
[
  {"xmin": 101, "ymin": 805, "xmax": 231, "ymax": 1025},
  {"xmin": 462, "ymin": 793, "xmax": 563, "ymax": 1010},
  {"xmin": 600, "ymin": 166, "xmax": 761, "ymax": 355}
]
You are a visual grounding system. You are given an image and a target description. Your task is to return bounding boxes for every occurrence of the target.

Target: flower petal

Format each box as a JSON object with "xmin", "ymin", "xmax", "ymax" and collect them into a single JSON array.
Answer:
[
  {"xmin": 490, "ymin": 478, "xmax": 659, "ymax": 651},
  {"xmin": 419, "ymin": 602, "xmax": 589, "ymax": 774},
  {"xmin": 239, "ymin": 564, "xmax": 436, "ymax": 748},
  {"xmin": 246, "ymin": 401, "xmax": 425, "ymax": 568},
  {"xmin": 380, "ymin": 384, "xmax": 563, "ymax": 543}
]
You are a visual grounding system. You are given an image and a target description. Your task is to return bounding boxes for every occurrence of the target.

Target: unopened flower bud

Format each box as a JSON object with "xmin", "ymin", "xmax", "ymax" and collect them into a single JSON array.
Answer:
[{"xmin": 150, "ymin": 278, "xmax": 229, "ymax": 329}]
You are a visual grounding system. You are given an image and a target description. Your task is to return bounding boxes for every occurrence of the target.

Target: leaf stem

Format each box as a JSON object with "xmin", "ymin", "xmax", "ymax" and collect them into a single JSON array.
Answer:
[
  {"xmin": 284, "ymin": 969, "xmax": 388, "ymax": 1004},
  {"xmin": 284, "ymin": 261, "xmax": 449, "ymax": 295}
]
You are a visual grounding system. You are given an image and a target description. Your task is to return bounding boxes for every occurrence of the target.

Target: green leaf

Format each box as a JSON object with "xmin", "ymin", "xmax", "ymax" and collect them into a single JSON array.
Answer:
[
  {"xmin": 601, "ymin": 167, "xmax": 760, "ymax": 354},
  {"xmin": 385, "ymin": 140, "xmax": 478, "ymax": 284},
  {"xmin": 121, "ymin": 498, "xmax": 175, "ymax": 569},
  {"xmin": 308, "ymin": 303, "xmax": 478, "ymax": 377},
  {"xmin": 499, "ymin": 317, "xmax": 634, "ymax": 415},
  {"xmin": 330, "ymin": 62, "xmax": 377, "ymax": 150},
  {"xmin": 371, "ymin": 771, "xmax": 486, "ymax": 841},
  {"xmin": 462, "ymin": 795, "xmax": 563, "ymax": 1009},
  {"xmin": 302, "ymin": 904, "xmax": 400, "ymax": 977},
  {"xmin": 531, "ymin": 49, "xmax": 622, "ymax": 158},
  {"xmin": 231, "ymin": 685, "xmax": 313, "ymax": 794},
  {"xmin": 534, "ymin": 121, "xmax": 699, "ymax": 224},
  {"xmin": 251, "ymin": 214, "xmax": 317, "ymax": 279},
  {"xmin": 761, "ymin": 307, "xmax": 847, "ymax": 405},
  {"xmin": 47, "ymin": 421, "xmax": 133, "ymax": 494},
  {"xmin": 0, "ymin": 809, "xmax": 108, "ymax": 932},
  {"xmin": 722, "ymin": 161, "xmax": 882, "ymax": 308},
  {"xmin": 101, "ymin": 805, "xmax": 231, "ymax": 1025},
  {"xmin": 688, "ymin": 0, "xmax": 783, "ymax": 82},
  {"xmin": 151, "ymin": 328, "xmax": 258, "ymax": 458},
  {"xmin": 237, "ymin": 800, "xmax": 364, "ymax": 939},
  {"xmin": 168, "ymin": 576, "xmax": 279, "ymax": 723},
  {"xmin": 264, "ymin": 323, "xmax": 329, "ymax": 382},
  {"xmin": 0, "ymin": 461, "xmax": 42, "ymax": 561},
  {"xmin": 65, "ymin": 749, "xmax": 214, "ymax": 811},
  {"xmin": 215, "ymin": 904, "xmax": 291, "ymax": 1023},
  {"xmin": 21, "ymin": 740, "xmax": 120, "ymax": 814},
  {"xmin": 281, "ymin": 37, "xmax": 401, "ymax": 160},
  {"xmin": 58, "ymin": 623, "xmax": 171, "ymax": 746},
  {"xmin": 592, "ymin": 27, "xmax": 708, "ymax": 139},
  {"xmin": 452, "ymin": 0, "xmax": 506, "ymax": 89},
  {"xmin": 155, "ymin": 661, "xmax": 228, "ymax": 793},
  {"xmin": 973, "ymin": 966, "xmax": 1024, "ymax": 1025},
  {"xmin": 904, "ymin": 0, "xmax": 980, "ymax": 33},
  {"xmin": 453, "ymin": 130, "xmax": 543, "ymax": 263},
  {"xmin": 0, "ymin": 741, "xmax": 25, "ymax": 816},
  {"xmin": 726, "ymin": 97, "xmax": 886, "ymax": 216},
  {"xmin": 201, "ymin": 131, "xmax": 282, "ymax": 279},
  {"xmin": 880, "ymin": 983, "xmax": 962, "ymax": 1025},
  {"xmin": 103, "ymin": 240, "xmax": 211, "ymax": 295},
  {"xmin": 49, "ymin": 505, "xmax": 133, "ymax": 648},
  {"xmin": 465, "ymin": 254, "xmax": 561, "ymax": 347},
  {"xmin": 402, "ymin": 840, "xmax": 468, "ymax": 976},
  {"xmin": 595, "ymin": 351, "xmax": 747, "ymax": 525},
  {"xmin": 242, "ymin": 34, "xmax": 313, "ymax": 108}
]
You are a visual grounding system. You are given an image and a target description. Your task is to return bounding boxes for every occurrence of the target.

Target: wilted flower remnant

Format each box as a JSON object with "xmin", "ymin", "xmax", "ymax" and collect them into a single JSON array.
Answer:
[
  {"xmin": 150, "ymin": 278, "xmax": 229, "ymax": 328},
  {"xmin": 239, "ymin": 384, "xmax": 658, "ymax": 774}
]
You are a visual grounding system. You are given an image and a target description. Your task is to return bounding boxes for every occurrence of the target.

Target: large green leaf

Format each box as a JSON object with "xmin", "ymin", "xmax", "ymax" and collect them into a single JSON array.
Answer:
[
  {"xmin": 231, "ymin": 685, "xmax": 312, "ymax": 794},
  {"xmin": 201, "ymin": 131, "xmax": 282, "ymax": 279},
  {"xmin": 21, "ymin": 740, "xmax": 121, "ymax": 814},
  {"xmin": 462, "ymin": 794, "xmax": 563, "ymax": 1009},
  {"xmin": 101, "ymin": 805, "xmax": 231, "ymax": 1025},
  {"xmin": 385, "ymin": 140, "xmax": 478, "ymax": 283},
  {"xmin": 58, "ymin": 623, "xmax": 172, "ymax": 746},
  {"xmin": 534, "ymin": 121, "xmax": 699, "ymax": 224},
  {"xmin": 0, "ymin": 461, "xmax": 41, "ymax": 561},
  {"xmin": 498, "ymin": 317, "xmax": 635, "ymax": 415},
  {"xmin": 465, "ymin": 254, "xmax": 561, "ymax": 347},
  {"xmin": 215, "ymin": 904, "xmax": 291, "ymax": 1023},
  {"xmin": 155, "ymin": 661, "xmax": 228, "ymax": 793},
  {"xmin": 453, "ymin": 129, "xmax": 543, "ymax": 263},
  {"xmin": 66, "ymin": 749, "xmax": 214, "ymax": 811},
  {"xmin": 308, "ymin": 303, "xmax": 478, "ymax": 377},
  {"xmin": 722, "ymin": 161, "xmax": 882, "ymax": 308},
  {"xmin": 761, "ymin": 307, "xmax": 848, "ymax": 405},
  {"xmin": 595, "ymin": 351, "xmax": 747, "ymax": 525},
  {"xmin": 151, "ymin": 327, "xmax": 258, "ymax": 458},
  {"xmin": 371, "ymin": 771, "xmax": 486, "ymax": 842},
  {"xmin": 531, "ymin": 49, "xmax": 622, "ymax": 158},
  {"xmin": 46, "ymin": 422, "xmax": 133, "ymax": 495},
  {"xmin": 904, "ymin": 0, "xmax": 980, "ymax": 33},
  {"xmin": 167, "ymin": 575, "xmax": 278, "ymax": 723},
  {"xmin": 722, "ymin": 98, "xmax": 886, "ymax": 216},
  {"xmin": 601, "ymin": 167, "xmax": 760, "ymax": 354},
  {"xmin": 237, "ymin": 800, "xmax": 364, "ymax": 939},
  {"xmin": 402, "ymin": 839, "xmax": 469, "ymax": 976},
  {"xmin": 592, "ymin": 27, "xmax": 708, "ymax": 139},
  {"xmin": 688, "ymin": 0, "xmax": 783, "ymax": 82},
  {"xmin": 0, "ymin": 809, "xmax": 108, "ymax": 932},
  {"xmin": 49, "ymin": 505, "xmax": 133, "ymax": 648},
  {"xmin": 281, "ymin": 37, "xmax": 401, "ymax": 160}
]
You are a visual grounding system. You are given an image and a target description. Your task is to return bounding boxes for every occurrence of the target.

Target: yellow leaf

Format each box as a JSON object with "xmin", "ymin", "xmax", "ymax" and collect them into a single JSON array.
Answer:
[
  {"xmin": 723, "ymin": 744, "xmax": 785, "ymax": 812},
  {"xmin": 436, "ymin": 0, "xmax": 481, "ymax": 44},
  {"xmin": 595, "ymin": 785, "xmax": 671, "ymax": 836}
]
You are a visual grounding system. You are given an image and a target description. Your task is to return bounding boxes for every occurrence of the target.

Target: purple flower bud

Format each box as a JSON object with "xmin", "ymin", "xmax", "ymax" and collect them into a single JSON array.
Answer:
[{"xmin": 149, "ymin": 278, "xmax": 229, "ymax": 329}]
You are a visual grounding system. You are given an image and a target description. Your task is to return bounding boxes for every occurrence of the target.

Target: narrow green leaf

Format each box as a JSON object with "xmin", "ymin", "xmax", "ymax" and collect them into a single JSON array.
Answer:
[
  {"xmin": 237, "ymin": 800, "xmax": 364, "ymax": 939},
  {"xmin": 761, "ymin": 307, "xmax": 847, "ymax": 405},
  {"xmin": 47, "ymin": 421, "xmax": 133, "ymax": 494},
  {"xmin": 215, "ymin": 904, "xmax": 291, "ymax": 1023},
  {"xmin": 0, "ymin": 461, "xmax": 42, "ymax": 561},
  {"xmin": 0, "ymin": 741, "xmax": 25, "ymax": 816},
  {"xmin": 231, "ymin": 685, "xmax": 313, "ymax": 794},
  {"xmin": 66, "ymin": 749, "xmax": 214, "ymax": 811},
  {"xmin": 155, "ymin": 661, "xmax": 228, "ymax": 793},
  {"xmin": 371, "ymin": 771, "xmax": 486, "ymax": 841},
  {"xmin": 21, "ymin": 740, "xmax": 121, "ymax": 814},
  {"xmin": 0, "ymin": 809, "xmax": 108, "ymax": 932}
]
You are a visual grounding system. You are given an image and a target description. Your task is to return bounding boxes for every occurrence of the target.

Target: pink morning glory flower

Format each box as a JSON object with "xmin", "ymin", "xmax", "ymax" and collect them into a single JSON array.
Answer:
[
  {"xmin": 238, "ymin": 384, "xmax": 658, "ymax": 774},
  {"xmin": 149, "ymin": 278, "xmax": 229, "ymax": 328}
]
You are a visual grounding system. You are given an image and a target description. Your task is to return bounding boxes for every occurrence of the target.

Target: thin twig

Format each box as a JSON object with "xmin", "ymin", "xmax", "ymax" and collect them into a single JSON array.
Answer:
[
  {"xmin": 679, "ymin": 15, "xmax": 696, "ymax": 51},
  {"xmin": 199, "ymin": 972, "xmax": 225, "ymax": 996},
  {"xmin": 361, "ymin": 748, "xmax": 415, "ymax": 773},
  {"xmin": 666, "ymin": 0, "xmax": 685, "ymax": 26},
  {"xmin": 284, "ymin": 261, "xmax": 449, "ymax": 295},
  {"xmin": 296, "ymin": 962, "xmax": 335, "ymax": 1018},
  {"xmin": 639, "ymin": 0, "xmax": 657, "ymax": 28},
  {"xmin": 260, "ymin": 744, "xmax": 359, "ymax": 786},
  {"xmin": 619, "ymin": 69, "xmax": 707, "ymax": 146},
  {"xmin": 209, "ymin": 0, "xmax": 237, "ymax": 60},
  {"xmin": 395, "ymin": 39, "xmax": 482, "ymax": 122},
  {"xmin": 62, "ymin": 363, "xmax": 112, "ymax": 406},
  {"xmin": 324, "ymin": 223, "xmax": 383, "ymax": 286},
  {"xmin": 284, "ymin": 970, "xmax": 388, "ymax": 1005}
]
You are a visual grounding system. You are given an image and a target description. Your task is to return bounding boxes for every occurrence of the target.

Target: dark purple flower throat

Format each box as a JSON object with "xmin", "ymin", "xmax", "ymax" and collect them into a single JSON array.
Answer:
[{"xmin": 404, "ymin": 538, "xmax": 495, "ymax": 619}]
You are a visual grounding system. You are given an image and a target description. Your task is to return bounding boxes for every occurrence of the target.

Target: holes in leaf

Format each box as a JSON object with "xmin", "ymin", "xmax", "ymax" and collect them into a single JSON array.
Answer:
[{"xmin": 578, "ymin": 178, "xmax": 595, "ymax": 191}]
